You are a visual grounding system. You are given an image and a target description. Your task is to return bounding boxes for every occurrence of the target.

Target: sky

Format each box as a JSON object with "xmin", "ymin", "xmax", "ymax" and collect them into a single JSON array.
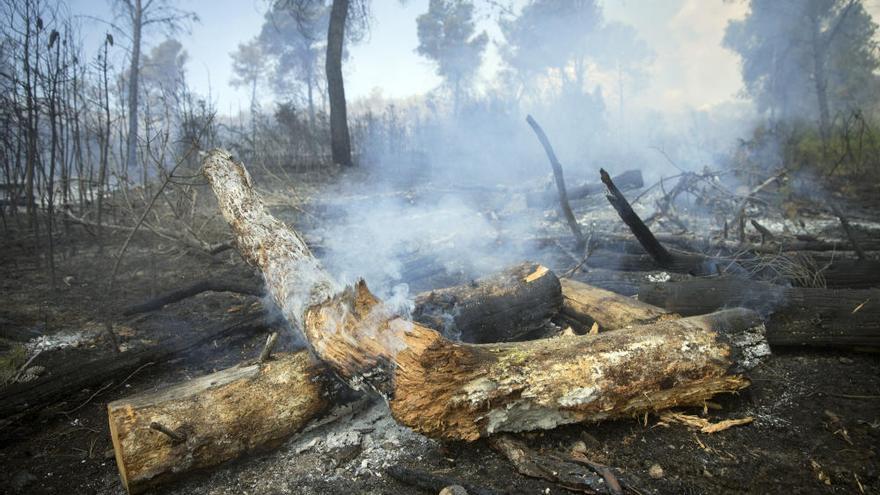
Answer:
[{"xmin": 65, "ymin": 0, "xmax": 880, "ymax": 116}]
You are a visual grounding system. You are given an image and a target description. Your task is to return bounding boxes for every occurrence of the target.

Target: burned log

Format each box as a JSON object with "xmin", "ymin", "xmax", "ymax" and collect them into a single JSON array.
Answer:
[
  {"xmin": 106, "ymin": 263, "xmax": 560, "ymax": 493},
  {"xmin": 107, "ymin": 351, "xmax": 336, "ymax": 494},
  {"xmin": 0, "ymin": 312, "xmax": 273, "ymax": 419},
  {"xmin": 526, "ymin": 169, "xmax": 644, "ymax": 207},
  {"xmin": 816, "ymin": 259, "xmax": 880, "ymax": 289},
  {"xmin": 202, "ymin": 149, "xmax": 769, "ymax": 441},
  {"xmin": 560, "ymin": 278, "xmax": 673, "ymax": 330},
  {"xmin": 412, "ymin": 262, "xmax": 561, "ymax": 343},
  {"xmin": 639, "ymin": 278, "xmax": 880, "ymax": 351}
]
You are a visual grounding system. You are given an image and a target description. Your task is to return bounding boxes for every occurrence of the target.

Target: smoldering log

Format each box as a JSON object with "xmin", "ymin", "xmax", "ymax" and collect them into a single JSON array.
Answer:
[
  {"xmin": 639, "ymin": 278, "xmax": 880, "ymax": 350},
  {"xmin": 412, "ymin": 262, "xmax": 562, "ymax": 343},
  {"xmin": 124, "ymin": 262, "xmax": 563, "ymax": 345},
  {"xmin": 202, "ymin": 149, "xmax": 770, "ymax": 442},
  {"xmin": 107, "ymin": 352, "xmax": 336, "ymax": 494},
  {"xmin": 526, "ymin": 169, "xmax": 644, "ymax": 207},
  {"xmin": 106, "ymin": 263, "xmax": 559, "ymax": 493},
  {"xmin": 560, "ymin": 278, "xmax": 674, "ymax": 330}
]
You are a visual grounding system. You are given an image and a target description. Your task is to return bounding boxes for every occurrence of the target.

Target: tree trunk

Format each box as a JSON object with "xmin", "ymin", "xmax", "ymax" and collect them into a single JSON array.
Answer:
[
  {"xmin": 201, "ymin": 149, "xmax": 770, "ymax": 442},
  {"xmin": 108, "ymin": 352, "xmax": 334, "ymax": 494},
  {"xmin": 639, "ymin": 278, "xmax": 880, "ymax": 351},
  {"xmin": 126, "ymin": 0, "xmax": 142, "ymax": 183},
  {"xmin": 326, "ymin": 0, "xmax": 352, "ymax": 167}
]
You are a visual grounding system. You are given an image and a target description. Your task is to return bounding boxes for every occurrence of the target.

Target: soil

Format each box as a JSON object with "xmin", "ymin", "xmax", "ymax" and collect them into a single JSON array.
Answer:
[{"xmin": 0, "ymin": 169, "xmax": 878, "ymax": 495}]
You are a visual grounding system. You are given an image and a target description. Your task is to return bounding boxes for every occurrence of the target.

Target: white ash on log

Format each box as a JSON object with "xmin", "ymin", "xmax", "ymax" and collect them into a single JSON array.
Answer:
[
  {"xmin": 202, "ymin": 149, "xmax": 770, "ymax": 441},
  {"xmin": 107, "ymin": 351, "xmax": 335, "ymax": 494}
]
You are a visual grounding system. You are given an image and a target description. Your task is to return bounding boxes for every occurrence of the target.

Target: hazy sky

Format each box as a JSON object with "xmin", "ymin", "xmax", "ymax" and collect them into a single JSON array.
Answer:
[{"xmin": 65, "ymin": 0, "xmax": 880, "ymax": 115}]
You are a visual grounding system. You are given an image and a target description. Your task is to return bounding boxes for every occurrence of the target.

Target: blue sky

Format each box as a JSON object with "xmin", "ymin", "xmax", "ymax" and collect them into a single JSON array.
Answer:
[{"xmin": 65, "ymin": 0, "xmax": 880, "ymax": 115}]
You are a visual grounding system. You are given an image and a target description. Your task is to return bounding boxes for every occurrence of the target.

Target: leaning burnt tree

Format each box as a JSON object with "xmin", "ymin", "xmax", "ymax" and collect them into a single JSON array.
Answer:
[{"xmin": 200, "ymin": 149, "xmax": 768, "ymax": 438}]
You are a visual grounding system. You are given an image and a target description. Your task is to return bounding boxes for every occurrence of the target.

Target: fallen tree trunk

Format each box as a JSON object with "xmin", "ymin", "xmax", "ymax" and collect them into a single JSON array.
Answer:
[
  {"xmin": 560, "ymin": 278, "xmax": 674, "ymax": 330},
  {"xmin": 412, "ymin": 262, "xmax": 561, "ymax": 343},
  {"xmin": 202, "ymin": 149, "xmax": 770, "ymax": 441},
  {"xmin": 526, "ymin": 169, "xmax": 644, "ymax": 207},
  {"xmin": 107, "ymin": 351, "xmax": 336, "ymax": 494},
  {"xmin": 639, "ymin": 278, "xmax": 880, "ymax": 351},
  {"xmin": 816, "ymin": 259, "xmax": 880, "ymax": 289}
]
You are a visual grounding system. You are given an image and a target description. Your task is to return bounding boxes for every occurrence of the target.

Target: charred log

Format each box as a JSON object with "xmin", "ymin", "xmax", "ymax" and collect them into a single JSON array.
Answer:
[
  {"xmin": 412, "ymin": 262, "xmax": 562, "ymax": 343},
  {"xmin": 639, "ymin": 278, "xmax": 880, "ymax": 351},
  {"xmin": 0, "ymin": 313, "xmax": 273, "ymax": 419}
]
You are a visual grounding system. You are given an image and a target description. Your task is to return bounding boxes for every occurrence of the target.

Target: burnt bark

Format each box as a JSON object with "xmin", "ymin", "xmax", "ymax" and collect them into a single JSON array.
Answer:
[
  {"xmin": 412, "ymin": 262, "xmax": 562, "ymax": 343},
  {"xmin": 640, "ymin": 278, "xmax": 880, "ymax": 351}
]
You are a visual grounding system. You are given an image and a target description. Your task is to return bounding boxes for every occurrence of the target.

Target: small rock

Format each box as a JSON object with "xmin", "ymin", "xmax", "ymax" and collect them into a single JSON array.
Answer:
[
  {"xmin": 439, "ymin": 485, "xmax": 468, "ymax": 495},
  {"xmin": 839, "ymin": 357, "xmax": 854, "ymax": 364},
  {"xmin": 649, "ymin": 463, "xmax": 664, "ymax": 479}
]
